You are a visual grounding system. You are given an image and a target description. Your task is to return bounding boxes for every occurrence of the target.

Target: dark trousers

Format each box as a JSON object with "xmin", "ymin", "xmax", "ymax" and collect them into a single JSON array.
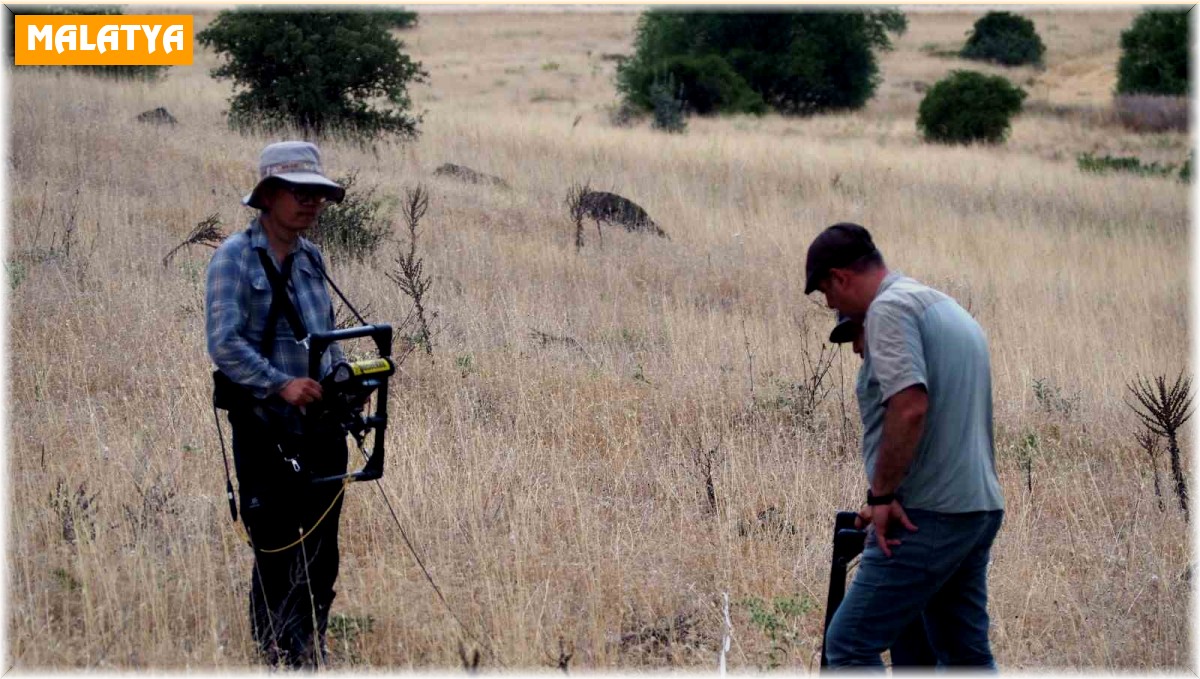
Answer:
[
  {"xmin": 890, "ymin": 615, "xmax": 937, "ymax": 669},
  {"xmin": 229, "ymin": 409, "xmax": 349, "ymax": 669},
  {"xmin": 825, "ymin": 509, "xmax": 1004, "ymax": 671}
]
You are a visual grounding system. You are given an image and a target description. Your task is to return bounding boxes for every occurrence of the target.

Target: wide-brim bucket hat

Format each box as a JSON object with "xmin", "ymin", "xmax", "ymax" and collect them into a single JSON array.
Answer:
[{"xmin": 243, "ymin": 141, "xmax": 346, "ymax": 210}]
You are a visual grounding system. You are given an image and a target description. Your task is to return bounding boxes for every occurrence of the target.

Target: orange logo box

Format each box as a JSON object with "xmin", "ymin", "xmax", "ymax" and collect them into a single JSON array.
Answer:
[{"xmin": 15, "ymin": 15, "xmax": 193, "ymax": 66}]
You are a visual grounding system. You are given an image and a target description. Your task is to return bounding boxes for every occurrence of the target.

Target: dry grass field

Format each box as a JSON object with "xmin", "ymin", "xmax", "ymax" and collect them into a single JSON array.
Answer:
[{"xmin": 6, "ymin": 6, "xmax": 1192, "ymax": 672}]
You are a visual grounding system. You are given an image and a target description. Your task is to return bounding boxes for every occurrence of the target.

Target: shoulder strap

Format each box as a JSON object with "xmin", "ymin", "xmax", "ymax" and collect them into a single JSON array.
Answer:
[
  {"xmin": 301, "ymin": 248, "xmax": 367, "ymax": 326},
  {"xmin": 256, "ymin": 249, "xmax": 308, "ymax": 355}
]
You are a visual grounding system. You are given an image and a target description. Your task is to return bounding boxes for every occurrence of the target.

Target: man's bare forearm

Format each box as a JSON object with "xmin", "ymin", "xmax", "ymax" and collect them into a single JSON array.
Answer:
[{"xmin": 871, "ymin": 388, "xmax": 927, "ymax": 496}]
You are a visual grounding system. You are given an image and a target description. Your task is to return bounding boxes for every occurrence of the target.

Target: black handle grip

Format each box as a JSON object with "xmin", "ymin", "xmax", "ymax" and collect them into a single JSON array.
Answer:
[
  {"xmin": 307, "ymin": 324, "xmax": 394, "ymax": 379},
  {"xmin": 822, "ymin": 511, "xmax": 868, "ymax": 668}
]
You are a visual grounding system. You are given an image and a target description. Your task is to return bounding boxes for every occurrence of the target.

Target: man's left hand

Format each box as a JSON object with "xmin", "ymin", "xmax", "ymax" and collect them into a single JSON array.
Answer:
[{"xmin": 872, "ymin": 500, "xmax": 918, "ymax": 558}]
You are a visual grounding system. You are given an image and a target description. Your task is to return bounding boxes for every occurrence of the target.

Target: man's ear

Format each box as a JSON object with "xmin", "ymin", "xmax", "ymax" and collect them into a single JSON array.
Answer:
[{"xmin": 828, "ymin": 267, "xmax": 849, "ymax": 290}]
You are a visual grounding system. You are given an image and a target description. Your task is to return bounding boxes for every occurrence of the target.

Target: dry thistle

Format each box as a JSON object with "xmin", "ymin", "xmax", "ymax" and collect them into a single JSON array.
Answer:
[
  {"xmin": 1126, "ymin": 371, "xmax": 1194, "ymax": 522},
  {"xmin": 565, "ymin": 181, "xmax": 592, "ymax": 252},
  {"xmin": 386, "ymin": 185, "xmax": 435, "ymax": 357},
  {"xmin": 162, "ymin": 213, "xmax": 225, "ymax": 267}
]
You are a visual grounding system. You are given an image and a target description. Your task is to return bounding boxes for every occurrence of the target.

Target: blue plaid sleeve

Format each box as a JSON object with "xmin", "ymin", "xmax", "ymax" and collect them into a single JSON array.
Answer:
[{"xmin": 205, "ymin": 234, "xmax": 293, "ymax": 399}]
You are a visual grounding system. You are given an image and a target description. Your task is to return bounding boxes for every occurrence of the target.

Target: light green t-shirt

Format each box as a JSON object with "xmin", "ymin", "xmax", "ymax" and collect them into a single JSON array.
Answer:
[{"xmin": 857, "ymin": 273, "xmax": 1005, "ymax": 513}]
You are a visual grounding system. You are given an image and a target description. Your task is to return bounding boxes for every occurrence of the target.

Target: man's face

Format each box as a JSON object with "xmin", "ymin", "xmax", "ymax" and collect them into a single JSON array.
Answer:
[
  {"xmin": 261, "ymin": 182, "xmax": 330, "ymax": 232},
  {"xmin": 817, "ymin": 268, "xmax": 852, "ymax": 314}
]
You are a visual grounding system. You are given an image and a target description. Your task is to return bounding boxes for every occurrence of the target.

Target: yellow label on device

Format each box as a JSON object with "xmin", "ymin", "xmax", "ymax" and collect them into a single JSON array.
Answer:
[{"xmin": 350, "ymin": 359, "xmax": 391, "ymax": 376}]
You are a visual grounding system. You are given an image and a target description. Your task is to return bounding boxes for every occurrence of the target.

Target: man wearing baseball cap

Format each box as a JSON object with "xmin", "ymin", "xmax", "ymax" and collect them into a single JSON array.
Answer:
[
  {"xmin": 808, "ymin": 223, "xmax": 1005, "ymax": 669},
  {"xmin": 206, "ymin": 141, "xmax": 349, "ymax": 668}
]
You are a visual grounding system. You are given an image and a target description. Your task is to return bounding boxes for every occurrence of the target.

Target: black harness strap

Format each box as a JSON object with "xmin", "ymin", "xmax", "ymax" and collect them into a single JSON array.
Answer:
[{"xmin": 256, "ymin": 248, "xmax": 308, "ymax": 353}]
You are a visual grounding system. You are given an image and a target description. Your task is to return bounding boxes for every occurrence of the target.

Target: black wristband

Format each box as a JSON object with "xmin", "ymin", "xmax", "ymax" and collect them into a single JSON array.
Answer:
[{"xmin": 866, "ymin": 490, "xmax": 895, "ymax": 506}]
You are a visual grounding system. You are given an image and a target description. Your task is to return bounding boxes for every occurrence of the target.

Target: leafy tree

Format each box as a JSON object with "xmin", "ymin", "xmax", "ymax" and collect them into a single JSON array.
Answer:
[
  {"xmin": 1116, "ymin": 10, "xmax": 1190, "ymax": 96},
  {"xmin": 960, "ymin": 11, "xmax": 1045, "ymax": 67},
  {"xmin": 917, "ymin": 70, "xmax": 1026, "ymax": 144},
  {"xmin": 197, "ymin": 10, "xmax": 427, "ymax": 139},
  {"xmin": 617, "ymin": 10, "xmax": 907, "ymax": 116},
  {"xmin": 5, "ymin": 5, "xmax": 168, "ymax": 79}
]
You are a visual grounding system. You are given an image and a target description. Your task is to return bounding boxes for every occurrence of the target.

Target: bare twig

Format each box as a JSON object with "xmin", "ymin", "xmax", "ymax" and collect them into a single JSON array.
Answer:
[
  {"xmin": 741, "ymin": 316, "xmax": 754, "ymax": 398},
  {"xmin": 796, "ymin": 330, "xmax": 836, "ymax": 430},
  {"xmin": 685, "ymin": 431, "xmax": 723, "ymax": 517},
  {"xmin": 1136, "ymin": 425, "xmax": 1166, "ymax": 512},
  {"xmin": 334, "ymin": 302, "xmax": 375, "ymax": 331}
]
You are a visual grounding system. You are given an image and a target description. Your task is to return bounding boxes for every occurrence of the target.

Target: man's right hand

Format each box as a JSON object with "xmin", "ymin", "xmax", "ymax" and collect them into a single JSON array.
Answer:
[{"xmin": 279, "ymin": 377, "xmax": 323, "ymax": 406}]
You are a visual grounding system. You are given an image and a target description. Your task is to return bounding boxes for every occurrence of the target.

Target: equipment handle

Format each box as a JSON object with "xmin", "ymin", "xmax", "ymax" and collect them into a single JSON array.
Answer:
[
  {"xmin": 821, "ymin": 511, "xmax": 867, "ymax": 668},
  {"xmin": 307, "ymin": 324, "xmax": 393, "ymax": 484},
  {"xmin": 307, "ymin": 324, "xmax": 394, "ymax": 379}
]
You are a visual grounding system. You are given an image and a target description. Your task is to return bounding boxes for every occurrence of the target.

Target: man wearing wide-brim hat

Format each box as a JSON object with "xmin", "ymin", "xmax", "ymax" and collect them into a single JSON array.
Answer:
[
  {"xmin": 807, "ymin": 222, "xmax": 1004, "ymax": 669},
  {"xmin": 206, "ymin": 141, "xmax": 349, "ymax": 668}
]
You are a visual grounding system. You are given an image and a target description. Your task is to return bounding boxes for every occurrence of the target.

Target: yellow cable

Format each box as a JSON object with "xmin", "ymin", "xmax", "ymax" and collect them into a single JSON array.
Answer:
[{"xmin": 237, "ymin": 477, "xmax": 350, "ymax": 554}]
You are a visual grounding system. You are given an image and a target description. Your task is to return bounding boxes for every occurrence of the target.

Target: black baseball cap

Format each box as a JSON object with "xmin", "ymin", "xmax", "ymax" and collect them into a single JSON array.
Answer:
[
  {"xmin": 829, "ymin": 312, "xmax": 860, "ymax": 344},
  {"xmin": 804, "ymin": 223, "xmax": 880, "ymax": 294}
]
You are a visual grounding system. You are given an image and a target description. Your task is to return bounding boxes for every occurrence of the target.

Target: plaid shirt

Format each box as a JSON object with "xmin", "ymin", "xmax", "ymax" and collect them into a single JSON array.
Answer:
[{"xmin": 206, "ymin": 218, "xmax": 343, "ymax": 399}]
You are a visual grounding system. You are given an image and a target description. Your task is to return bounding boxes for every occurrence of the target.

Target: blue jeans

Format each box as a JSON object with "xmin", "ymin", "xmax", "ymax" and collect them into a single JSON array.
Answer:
[{"xmin": 825, "ymin": 509, "xmax": 1004, "ymax": 671}]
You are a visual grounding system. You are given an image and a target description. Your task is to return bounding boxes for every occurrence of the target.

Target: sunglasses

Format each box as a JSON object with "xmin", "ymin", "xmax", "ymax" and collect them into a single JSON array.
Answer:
[{"xmin": 282, "ymin": 184, "xmax": 331, "ymax": 205}]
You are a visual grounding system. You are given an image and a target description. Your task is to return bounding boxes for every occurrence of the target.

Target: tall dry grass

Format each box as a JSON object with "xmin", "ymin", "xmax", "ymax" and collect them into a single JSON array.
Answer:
[{"xmin": 6, "ymin": 8, "xmax": 1191, "ymax": 671}]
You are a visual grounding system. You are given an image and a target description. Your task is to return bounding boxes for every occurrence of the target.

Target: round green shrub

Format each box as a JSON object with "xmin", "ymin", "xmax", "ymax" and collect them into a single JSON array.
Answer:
[
  {"xmin": 960, "ymin": 11, "xmax": 1045, "ymax": 67},
  {"xmin": 616, "ymin": 10, "xmax": 907, "ymax": 116},
  {"xmin": 1116, "ymin": 10, "xmax": 1189, "ymax": 96},
  {"xmin": 917, "ymin": 70, "xmax": 1027, "ymax": 145},
  {"xmin": 624, "ymin": 54, "xmax": 766, "ymax": 116}
]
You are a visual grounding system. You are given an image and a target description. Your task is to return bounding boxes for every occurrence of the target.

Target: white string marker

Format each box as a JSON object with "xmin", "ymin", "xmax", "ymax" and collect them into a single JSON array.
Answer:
[{"xmin": 720, "ymin": 591, "xmax": 732, "ymax": 676}]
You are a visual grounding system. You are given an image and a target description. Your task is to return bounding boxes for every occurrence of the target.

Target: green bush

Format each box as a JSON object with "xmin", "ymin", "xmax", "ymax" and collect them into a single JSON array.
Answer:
[
  {"xmin": 917, "ymin": 70, "xmax": 1026, "ymax": 144},
  {"xmin": 309, "ymin": 173, "xmax": 391, "ymax": 262},
  {"xmin": 1116, "ymin": 10, "xmax": 1189, "ymax": 96},
  {"xmin": 649, "ymin": 73, "xmax": 687, "ymax": 133},
  {"xmin": 5, "ymin": 5, "xmax": 168, "ymax": 80},
  {"xmin": 197, "ymin": 10, "xmax": 427, "ymax": 139},
  {"xmin": 1076, "ymin": 153, "xmax": 1178, "ymax": 179},
  {"xmin": 622, "ymin": 53, "xmax": 765, "ymax": 115},
  {"xmin": 960, "ymin": 11, "xmax": 1045, "ymax": 67},
  {"xmin": 617, "ymin": 10, "xmax": 906, "ymax": 116}
]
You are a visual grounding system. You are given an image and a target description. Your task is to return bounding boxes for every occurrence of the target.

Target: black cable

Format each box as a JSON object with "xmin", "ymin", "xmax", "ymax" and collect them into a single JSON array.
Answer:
[
  {"xmin": 212, "ymin": 404, "xmax": 238, "ymax": 522},
  {"xmin": 303, "ymin": 251, "xmax": 367, "ymax": 326},
  {"xmin": 352, "ymin": 440, "xmax": 508, "ymax": 669}
]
